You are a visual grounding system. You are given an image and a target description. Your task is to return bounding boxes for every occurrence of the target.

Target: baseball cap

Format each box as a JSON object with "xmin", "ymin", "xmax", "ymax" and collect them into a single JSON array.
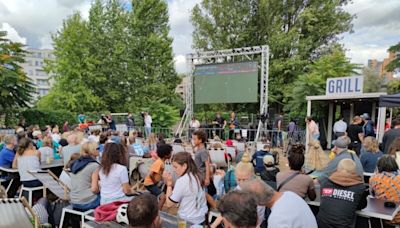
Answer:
[
  {"xmin": 333, "ymin": 136, "xmax": 350, "ymax": 149},
  {"xmin": 263, "ymin": 155, "xmax": 275, "ymax": 166},
  {"xmin": 361, "ymin": 113, "xmax": 370, "ymax": 120}
]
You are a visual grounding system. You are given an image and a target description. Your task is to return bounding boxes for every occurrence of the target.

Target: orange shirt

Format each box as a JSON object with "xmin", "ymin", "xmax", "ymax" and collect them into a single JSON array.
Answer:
[
  {"xmin": 144, "ymin": 158, "xmax": 165, "ymax": 186},
  {"xmin": 370, "ymin": 172, "xmax": 400, "ymax": 223}
]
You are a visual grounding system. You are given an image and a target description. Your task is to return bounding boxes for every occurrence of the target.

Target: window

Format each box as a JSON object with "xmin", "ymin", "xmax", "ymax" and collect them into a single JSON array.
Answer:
[
  {"xmin": 35, "ymin": 61, "xmax": 39, "ymax": 66},
  {"xmin": 28, "ymin": 60, "xmax": 32, "ymax": 66},
  {"xmin": 37, "ymin": 79, "xmax": 48, "ymax": 86},
  {"xmin": 29, "ymin": 70, "xmax": 33, "ymax": 75},
  {"xmin": 38, "ymin": 89, "xmax": 49, "ymax": 96},
  {"xmin": 37, "ymin": 52, "xmax": 42, "ymax": 58}
]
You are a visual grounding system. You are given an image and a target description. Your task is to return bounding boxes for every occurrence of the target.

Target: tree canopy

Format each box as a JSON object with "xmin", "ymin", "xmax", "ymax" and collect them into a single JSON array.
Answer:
[
  {"xmin": 38, "ymin": 0, "xmax": 180, "ymax": 117},
  {"xmin": 0, "ymin": 31, "xmax": 35, "ymax": 113}
]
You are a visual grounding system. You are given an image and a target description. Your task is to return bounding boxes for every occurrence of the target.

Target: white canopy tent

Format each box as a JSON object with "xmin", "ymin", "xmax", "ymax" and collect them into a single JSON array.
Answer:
[{"xmin": 306, "ymin": 92, "xmax": 387, "ymax": 149}]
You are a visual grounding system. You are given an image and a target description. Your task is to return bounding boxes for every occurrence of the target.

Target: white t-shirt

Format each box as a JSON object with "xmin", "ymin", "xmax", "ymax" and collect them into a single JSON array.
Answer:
[
  {"xmin": 169, "ymin": 173, "xmax": 208, "ymax": 225},
  {"xmin": 99, "ymin": 164, "xmax": 130, "ymax": 204},
  {"xmin": 268, "ymin": 191, "xmax": 317, "ymax": 228},
  {"xmin": 144, "ymin": 115, "xmax": 152, "ymax": 128}
]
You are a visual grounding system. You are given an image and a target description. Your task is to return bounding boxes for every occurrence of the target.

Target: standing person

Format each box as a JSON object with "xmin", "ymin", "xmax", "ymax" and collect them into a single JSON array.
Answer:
[
  {"xmin": 144, "ymin": 112, "xmax": 152, "ymax": 138},
  {"xmin": 78, "ymin": 113, "xmax": 86, "ymax": 124},
  {"xmin": 361, "ymin": 113, "xmax": 375, "ymax": 137},
  {"xmin": 193, "ymin": 130, "xmax": 210, "ymax": 186},
  {"xmin": 69, "ymin": 141, "xmax": 100, "ymax": 210},
  {"xmin": 347, "ymin": 116, "xmax": 364, "ymax": 156},
  {"xmin": 272, "ymin": 114, "xmax": 283, "ymax": 148},
  {"xmin": 228, "ymin": 112, "xmax": 239, "ymax": 140},
  {"xmin": 287, "ymin": 119, "xmax": 297, "ymax": 141},
  {"xmin": 126, "ymin": 113, "xmax": 135, "ymax": 132},
  {"xmin": 333, "ymin": 116, "xmax": 347, "ymax": 140},
  {"xmin": 164, "ymin": 152, "xmax": 208, "ymax": 225},
  {"xmin": 317, "ymin": 159, "xmax": 367, "ymax": 228},
  {"xmin": 62, "ymin": 121, "xmax": 69, "ymax": 133},
  {"xmin": 360, "ymin": 137, "xmax": 383, "ymax": 173},
  {"xmin": 189, "ymin": 116, "xmax": 201, "ymax": 137},
  {"xmin": 305, "ymin": 116, "xmax": 320, "ymax": 141},
  {"xmin": 382, "ymin": 118, "xmax": 400, "ymax": 154},
  {"xmin": 213, "ymin": 112, "xmax": 226, "ymax": 139},
  {"xmin": 107, "ymin": 115, "xmax": 116, "ymax": 131},
  {"xmin": 12, "ymin": 138, "xmax": 42, "ymax": 188},
  {"xmin": 144, "ymin": 144, "xmax": 172, "ymax": 209},
  {"xmin": 242, "ymin": 179, "xmax": 318, "ymax": 228}
]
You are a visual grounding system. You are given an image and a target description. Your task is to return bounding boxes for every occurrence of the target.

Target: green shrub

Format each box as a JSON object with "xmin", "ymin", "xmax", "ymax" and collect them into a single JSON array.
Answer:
[{"xmin": 21, "ymin": 109, "xmax": 76, "ymax": 128}]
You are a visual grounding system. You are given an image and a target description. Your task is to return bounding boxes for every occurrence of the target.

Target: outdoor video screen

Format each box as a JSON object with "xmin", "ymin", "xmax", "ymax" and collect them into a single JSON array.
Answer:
[{"xmin": 193, "ymin": 61, "xmax": 258, "ymax": 104}]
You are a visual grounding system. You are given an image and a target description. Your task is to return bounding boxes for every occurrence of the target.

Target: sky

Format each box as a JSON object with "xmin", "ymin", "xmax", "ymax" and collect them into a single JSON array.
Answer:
[{"xmin": 0, "ymin": 0, "xmax": 399, "ymax": 73}]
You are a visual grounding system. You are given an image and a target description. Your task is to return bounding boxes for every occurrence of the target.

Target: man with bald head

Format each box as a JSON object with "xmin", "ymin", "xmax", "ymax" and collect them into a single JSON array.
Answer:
[
  {"xmin": 241, "ymin": 179, "xmax": 317, "ymax": 228},
  {"xmin": 317, "ymin": 158, "xmax": 367, "ymax": 228},
  {"xmin": 61, "ymin": 133, "xmax": 81, "ymax": 166}
]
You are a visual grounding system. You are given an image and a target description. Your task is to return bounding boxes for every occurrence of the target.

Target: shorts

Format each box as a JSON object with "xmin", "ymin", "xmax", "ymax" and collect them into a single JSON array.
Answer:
[{"xmin": 145, "ymin": 184, "xmax": 163, "ymax": 196}]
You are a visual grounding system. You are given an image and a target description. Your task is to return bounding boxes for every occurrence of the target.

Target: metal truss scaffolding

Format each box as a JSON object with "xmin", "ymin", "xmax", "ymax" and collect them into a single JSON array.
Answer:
[{"xmin": 175, "ymin": 45, "xmax": 269, "ymax": 142}]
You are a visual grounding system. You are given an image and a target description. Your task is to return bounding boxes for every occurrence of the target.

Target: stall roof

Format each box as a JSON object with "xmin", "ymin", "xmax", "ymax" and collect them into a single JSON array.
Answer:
[
  {"xmin": 379, "ymin": 93, "xmax": 400, "ymax": 107},
  {"xmin": 306, "ymin": 92, "xmax": 387, "ymax": 101}
]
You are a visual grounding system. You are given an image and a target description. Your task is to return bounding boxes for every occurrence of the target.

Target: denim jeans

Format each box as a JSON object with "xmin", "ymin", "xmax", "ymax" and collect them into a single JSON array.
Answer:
[
  {"xmin": 272, "ymin": 129, "xmax": 283, "ymax": 147},
  {"xmin": 72, "ymin": 194, "xmax": 100, "ymax": 211},
  {"xmin": 145, "ymin": 127, "xmax": 152, "ymax": 138}
]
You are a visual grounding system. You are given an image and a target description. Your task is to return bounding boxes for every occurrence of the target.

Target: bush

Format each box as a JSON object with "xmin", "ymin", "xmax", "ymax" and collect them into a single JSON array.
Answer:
[{"xmin": 21, "ymin": 109, "xmax": 76, "ymax": 129}]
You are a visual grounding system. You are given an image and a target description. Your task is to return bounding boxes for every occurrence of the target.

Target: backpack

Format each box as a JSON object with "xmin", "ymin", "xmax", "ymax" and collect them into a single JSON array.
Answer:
[{"xmin": 224, "ymin": 166, "xmax": 237, "ymax": 193}]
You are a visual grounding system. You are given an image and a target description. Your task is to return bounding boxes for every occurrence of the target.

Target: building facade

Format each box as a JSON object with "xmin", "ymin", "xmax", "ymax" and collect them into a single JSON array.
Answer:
[
  {"xmin": 368, "ymin": 51, "xmax": 399, "ymax": 83},
  {"xmin": 20, "ymin": 48, "xmax": 55, "ymax": 100}
]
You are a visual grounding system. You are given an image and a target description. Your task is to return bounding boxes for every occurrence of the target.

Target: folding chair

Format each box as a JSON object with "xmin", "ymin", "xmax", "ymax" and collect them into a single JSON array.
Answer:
[{"xmin": 0, "ymin": 197, "xmax": 39, "ymax": 228}]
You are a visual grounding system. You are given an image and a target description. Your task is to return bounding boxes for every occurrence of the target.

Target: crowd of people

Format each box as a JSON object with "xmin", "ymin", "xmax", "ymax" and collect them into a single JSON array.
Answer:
[{"xmin": 0, "ymin": 113, "xmax": 399, "ymax": 228}]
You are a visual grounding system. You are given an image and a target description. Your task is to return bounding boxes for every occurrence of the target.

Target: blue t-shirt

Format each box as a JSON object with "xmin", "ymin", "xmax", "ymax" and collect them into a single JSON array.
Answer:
[
  {"xmin": 252, "ymin": 150, "xmax": 273, "ymax": 173},
  {"xmin": 360, "ymin": 151, "xmax": 383, "ymax": 173},
  {"xmin": 0, "ymin": 147, "xmax": 15, "ymax": 168}
]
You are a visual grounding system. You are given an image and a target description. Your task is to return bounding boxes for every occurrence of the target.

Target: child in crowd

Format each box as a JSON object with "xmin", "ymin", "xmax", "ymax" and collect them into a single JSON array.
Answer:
[
  {"xmin": 164, "ymin": 152, "xmax": 208, "ymax": 225},
  {"xmin": 251, "ymin": 144, "xmax": 274, "ymax": 174},
  {"xmin": 260, "ymin": 155, "xmax": 280, "ymax": 184},
  {"xmin": 192, "ymin": 130, "xmax": 210, "ymax": 186},
  {"xmin": 144, "ymin": 144, "xmax": 172, "ymax": 209}
]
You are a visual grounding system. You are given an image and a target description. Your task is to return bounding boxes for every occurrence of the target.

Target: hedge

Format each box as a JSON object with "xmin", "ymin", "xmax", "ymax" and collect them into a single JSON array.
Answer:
[{"xmin": 21, "ymin": 109, "xmax": 76, "ymax": 129}]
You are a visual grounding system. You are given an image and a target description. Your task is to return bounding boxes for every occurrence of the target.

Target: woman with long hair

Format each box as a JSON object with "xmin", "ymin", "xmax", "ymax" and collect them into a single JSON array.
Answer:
[
  {"xmin": 93, "ymin": 142, "xmax": 134, "ymax": 204},
  {"xmin": 360, "ymin": 137, "xmax": 383, "ymax": 173},
  {"xmin": 164, "ymin": 152, "xmax": 208, "ymax": 225},
  {"xmin": 12, "ymin": 138, "xmax": 42, "ymax": 187},
  {"xmin": 305, "ymin": 141, "xmax": 329, "ymax": 171}
]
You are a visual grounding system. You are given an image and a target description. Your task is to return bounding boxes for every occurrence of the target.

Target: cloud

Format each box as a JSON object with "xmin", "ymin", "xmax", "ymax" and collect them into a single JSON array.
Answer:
[
  {"xmin": 0, "ymin": 0, "xmax": 91, "ymax": 49},
  {"xmin": 174, "ymin": 55, "xmax": 187, "ymax": 73},
  {"xmin": 0, "ymin": 22, "xmax": 27, "ymax": 44},
  {"xmin": 341, "ymin": 0, "xmax": 400, "ymax": 65}
]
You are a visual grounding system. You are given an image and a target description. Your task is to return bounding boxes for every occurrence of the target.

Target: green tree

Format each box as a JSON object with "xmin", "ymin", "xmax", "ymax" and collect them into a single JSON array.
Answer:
[
  {"xmin": 284, "ymin": 47, "xmax": 359, "ymax": 118},
  {"xmin": 37, "ymin": 13, "xmax": 105, "ymax": 112},
  {"xmin": 191, "ymin": 0, "xmax": 353, "ymax": 109},
  {"xmin": 363, "ymin": 67, "xmax": 383, "ymax": 93},
  {"xmin": 386, "ymin": 79, "xmax": 400, "ymax": 94},
  {"xmin": 386, "ymin": 42, "xmax": 400, "ymax": 72},
  {"xmin": 0, "ymin": 31, "xmax": 35, "ymax": 113},
  {"xmin": 40, "ymin": 0, "xmax": 179, "ymax": 122}
]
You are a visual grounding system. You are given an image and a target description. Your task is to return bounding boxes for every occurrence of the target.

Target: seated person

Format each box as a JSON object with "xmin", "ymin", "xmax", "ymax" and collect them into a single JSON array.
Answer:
[
  {"xmin": 70, "ymin": 142, "xmax": 100, "ymax": 210},
  {"xmin": 260, "ymin": 155, "xmax": 279, "ymax": 185},
  {"xmin": 127, "ymin": 194, "xmax": 161, "ymax": 228},
  {"xmin": 0, "ymin": 135, "xmax": 16, "ymax": 168},
  {"xmin": 360, "ymin": 136, "xmax": 383, "ymax": 173},
  {"xmin": 252, "ymin": 144, "xmax": 273, "ymax": 174},
  {"xmin": 217, "ymin": 190, "xmax": 258, "ymax": 228},
  {"xmin": 317, "ymin": 159, "xmax": 367, "ymax": 228},
  {"xmin": 276, "ymin": 144, "xmax": 316, "ymax": 200},
  {"xmin": 59, "ymin": 152, "xmax": 80, "ymax": 190},
  {"xmin": 93, "ymin": 143, "xmax": 135, "ymax": 204},
  {"xmin": 369, "ymin": 155, "xmax": 400, "ymax": 224},
  {"xmin": 144, "ymin": 144, "xmax": 172, "ymax": 209}
]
